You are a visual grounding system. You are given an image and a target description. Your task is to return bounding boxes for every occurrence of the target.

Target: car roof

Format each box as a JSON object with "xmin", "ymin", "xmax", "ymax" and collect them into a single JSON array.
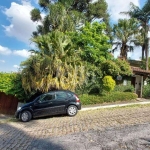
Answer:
[{"xmin": 47, "ymin": 90, "xmax": 75, "ymax": 94}]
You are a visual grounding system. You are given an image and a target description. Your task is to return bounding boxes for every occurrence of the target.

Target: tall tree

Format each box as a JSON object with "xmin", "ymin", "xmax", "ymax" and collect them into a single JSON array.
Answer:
[
  {"xmin": 24, "ymin": 0, "xmax": 111, "ymax": 95},
  {"xmin": 121, "ymin": 1, "xmax": 150, "ymax": 69},
  {"xmin": 112, "ymin": 18, "xmax": 139, "ymax": 60},
  {"xmin": 30, "ymin": 0, "xmax": 109, "ymax": 36},
  {"xmin": 31, "ymin": 2, "xmax": 82, "ymax": 36},
  {"xmin": 71, "ymin": 22, "xmax": 112, "ymax": 94}
]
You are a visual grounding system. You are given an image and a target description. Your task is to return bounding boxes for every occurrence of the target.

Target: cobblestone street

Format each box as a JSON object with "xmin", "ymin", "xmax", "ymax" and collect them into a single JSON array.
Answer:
[{"xmin": 1, "ymin": 104, "xmax": 150, "ymax": 150}]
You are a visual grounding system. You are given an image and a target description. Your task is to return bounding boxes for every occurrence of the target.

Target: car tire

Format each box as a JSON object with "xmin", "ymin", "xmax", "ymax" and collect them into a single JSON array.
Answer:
[
  {"xmin": 67, "ymin": 105, "xmax": 78, "ymax": 117},
  {"xmin": 20, "ymin": 111, "xmax": 32, "ymax": 122}
]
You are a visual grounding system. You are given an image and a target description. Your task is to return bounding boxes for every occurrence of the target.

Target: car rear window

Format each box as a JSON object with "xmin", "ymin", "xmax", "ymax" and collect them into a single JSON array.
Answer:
[
  {"xmin": 67, "ymin": 92, "xmax": 73, "ymax": 97},
  {"xmin": 55, "ymin": 92, "xmax": 68, "ymax": 100}
]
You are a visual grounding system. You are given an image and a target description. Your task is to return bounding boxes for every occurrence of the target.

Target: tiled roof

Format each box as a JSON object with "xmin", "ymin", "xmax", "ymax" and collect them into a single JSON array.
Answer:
[{"xmin": 131, "ymin": 66, "xmax": 150, "ymax": 75}]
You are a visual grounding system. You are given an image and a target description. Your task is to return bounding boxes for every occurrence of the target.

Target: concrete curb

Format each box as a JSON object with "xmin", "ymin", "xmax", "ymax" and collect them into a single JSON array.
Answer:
[{"xmin": 80, "ymin": 101, "xmax": 150, "ymax": 111}]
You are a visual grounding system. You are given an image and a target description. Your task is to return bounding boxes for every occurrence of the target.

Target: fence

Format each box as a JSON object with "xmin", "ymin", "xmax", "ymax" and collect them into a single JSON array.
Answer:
[{"xmin": 0, "ymin": 92, "xmax": 18, "ymax": 115}]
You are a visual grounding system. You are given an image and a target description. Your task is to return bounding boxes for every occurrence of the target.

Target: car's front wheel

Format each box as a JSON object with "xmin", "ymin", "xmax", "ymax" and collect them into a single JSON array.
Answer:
[
  {"xmin": 20, "ymin": 111, "xmax": 32, "ymax": 122},
  {"xmin": 67, "ymin": 105, "xmax": 78, "ymax": 116}
]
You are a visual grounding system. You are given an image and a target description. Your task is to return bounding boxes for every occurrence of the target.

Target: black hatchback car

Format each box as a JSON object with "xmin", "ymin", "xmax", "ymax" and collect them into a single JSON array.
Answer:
[{"xmin": 15, "ymin": 90, "xmax": 81, "ymax": 122}]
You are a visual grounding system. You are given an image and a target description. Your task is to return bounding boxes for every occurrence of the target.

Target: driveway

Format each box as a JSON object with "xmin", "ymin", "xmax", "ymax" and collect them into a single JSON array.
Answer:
[{"xmin": 1, "ymin": 104, "xmax": 150, "ymax": 149}]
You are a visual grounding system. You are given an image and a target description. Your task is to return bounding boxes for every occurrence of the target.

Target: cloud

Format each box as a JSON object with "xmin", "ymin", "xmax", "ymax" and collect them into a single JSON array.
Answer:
[
  {"xmin": 0, "ymin": 45, "xmax": 31, "ymax": 58},
  {"xmin": 0, "ymin": 60, "xmax": 5, "ymax": 63},
  {"xmin": 106, "ymin": 0, "xmax": 140, "ymax": 22},
  {"xmin": 128, "ymin": 47, "xmax": 142, "ymax": 60},
  {"xmin": 13, "ymin": 65, "xmax": 19, "ymax": 68},
  {"xmin": 0, "ymin": 45, "xmax": 11, "ymax": 55},
  {"xmin": 92, "ymin": 0, "xmax": 140, "ymax": 22},
  {"xmin": 13, "ymin": 49, "xmax": 32, "ymax": 58},
  {"xmin": 2, "ymin": 0, "xmax": 40, "ymax": 44}
]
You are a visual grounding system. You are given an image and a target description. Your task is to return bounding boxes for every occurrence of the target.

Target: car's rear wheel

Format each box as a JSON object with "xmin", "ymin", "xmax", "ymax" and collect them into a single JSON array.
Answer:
[
  {"xmin": 20, "ymin": 111, "xmax": 32, "ymax": 122},
  {"xmin": 67, "ymin": 105, "xmax": 78, "ymax": 116}
]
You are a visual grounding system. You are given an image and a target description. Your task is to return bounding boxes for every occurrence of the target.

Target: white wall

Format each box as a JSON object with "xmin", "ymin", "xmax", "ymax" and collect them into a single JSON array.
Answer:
[{"xmin": 135, "ymin": 75, "xmax": 141, "ymax": 92}]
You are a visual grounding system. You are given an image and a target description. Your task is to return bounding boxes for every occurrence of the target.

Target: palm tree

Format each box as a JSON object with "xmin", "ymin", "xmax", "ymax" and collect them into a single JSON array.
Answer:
[
  {"xmin": 133, "ymin": 27, "xmax": 146, "ymax": 59},
  {"xmin": 112, "ymin": 18, "xmax": 139, "ymax": 60},
  {"xmin": 21, "ymin": 31, "xmax": 85, "ymax": 93},
  {"xmin": 121, "ymin": 1, "xmax": 150, "ymax": 70}
]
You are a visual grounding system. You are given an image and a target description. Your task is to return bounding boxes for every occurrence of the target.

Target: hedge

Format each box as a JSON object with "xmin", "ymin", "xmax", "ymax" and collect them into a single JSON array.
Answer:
[{"xmin": 80, "ymin": 92, "xmax": 138, "ymax": 105}]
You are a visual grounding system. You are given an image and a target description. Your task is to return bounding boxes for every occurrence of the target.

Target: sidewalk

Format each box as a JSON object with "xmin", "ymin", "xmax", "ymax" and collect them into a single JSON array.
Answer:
[
  {"xmin": 0, "ymin": 98, "xmax": 150, "ymax": 122},
  {"xmin": 81, "ymin": 98, "xmax": 150, "ymax": 111}
]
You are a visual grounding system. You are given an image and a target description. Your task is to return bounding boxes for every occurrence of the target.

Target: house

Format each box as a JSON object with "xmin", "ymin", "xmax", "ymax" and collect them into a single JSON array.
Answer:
[{"xmin": 129, "ymin": 60, "xmax": 150, "ymax": 97}]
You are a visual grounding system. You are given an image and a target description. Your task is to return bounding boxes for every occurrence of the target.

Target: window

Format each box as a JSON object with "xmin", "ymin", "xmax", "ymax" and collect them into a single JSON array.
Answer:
[
  {"xmin": 38, "ymin": 93, "xmax": 54, "ymax": 103},
  {"xmin": 67, "ymin": 93, "xmax": 73, "ymax": 97},
  {"xmin": 55, "ymin": 92, "xmax": 68, "ymax": 100}
]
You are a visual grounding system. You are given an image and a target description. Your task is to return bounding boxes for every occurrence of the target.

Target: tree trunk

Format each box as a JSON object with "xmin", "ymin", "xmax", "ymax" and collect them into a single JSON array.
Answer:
[
  {"xmin": 141, "ymin": 44, "xmax": 145, "ymax": 60},
  {"xmin": 120, "ymin": 44, "xmax": 127, "ymax": 60},
  {"xmin": 146, "ymin": 38, "xmax": 149, "ymax": 70}
]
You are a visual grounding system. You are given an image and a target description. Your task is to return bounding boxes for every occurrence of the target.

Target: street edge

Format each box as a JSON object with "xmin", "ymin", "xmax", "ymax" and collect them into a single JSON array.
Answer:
[{"xmin": 80, "ymin": 101, "xmax": 150, "ymax": 111}]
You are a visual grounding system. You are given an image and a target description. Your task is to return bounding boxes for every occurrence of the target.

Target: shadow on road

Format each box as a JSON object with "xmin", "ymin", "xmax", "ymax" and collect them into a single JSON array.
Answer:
[
  {"xmin": 140, "ymin": 138, "xmax": 150, "ymax": 146},
  {"xmin": 0, "ymin": 123, "xmax": 65, "ymax": 150}
]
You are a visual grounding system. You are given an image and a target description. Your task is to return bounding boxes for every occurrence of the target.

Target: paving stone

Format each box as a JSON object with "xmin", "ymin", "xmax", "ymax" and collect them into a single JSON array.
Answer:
[{"xmin": 0, "ymin": 105, "xmax": 150, "ymax": 149}]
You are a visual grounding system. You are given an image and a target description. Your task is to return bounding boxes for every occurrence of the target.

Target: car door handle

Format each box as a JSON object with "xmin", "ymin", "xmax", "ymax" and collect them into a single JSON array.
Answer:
[{"xmin": 48, "ymin": 102, "xmax": 52, "ymax": 104}]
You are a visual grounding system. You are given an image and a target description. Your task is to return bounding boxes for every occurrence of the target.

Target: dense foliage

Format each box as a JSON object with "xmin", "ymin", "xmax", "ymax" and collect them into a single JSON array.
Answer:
[
  {"xmin": 113, "ymin": 84, "xmax": 135, "ymax": 93},
  {"xmin": 30, "ymin": 0, "xmax": 110, "ymax": 36},
  {"xmin": 80, "ymin": 92, "xmax": 138, "ymax": 105},
  {"xmin": 72, "ymin": 22, "xmax": 113, "ymax": 95},
  {"xmin": 0, "ymin": 73, "xmax": 26, "ymax": 102},
  {"xmin": 72, "ymin": 22, "xmax": 112, "ymax": 64},
  {"xmin": 141, "ymin": 58, "xmax": 150, "ymax": 70},
  {"xmin": 101, "ymin": 59, "xmax": 132, "ymax": 79},
  {"xmin": 1, "ymin": 0, "xmax": 142, "ymax": 103},
  {"xmin": 0, "ymin": 73, "xmax": 13, "ymax": 93},
  {"xmin": 142, "ymin": 84, "xmax": 150, "ymax": 98},
  {"xmin": 21, "ymin": 31, "xmax": 85, "ymax": 93}
]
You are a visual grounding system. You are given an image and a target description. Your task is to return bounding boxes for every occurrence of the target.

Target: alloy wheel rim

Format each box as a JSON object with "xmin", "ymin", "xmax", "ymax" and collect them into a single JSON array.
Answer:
[
  {"xmin": 21, "ymin": 112, "xmax": 28, "ymax": 121},
  {"xmin": 68, "ymin": 107, "xmax": 76, "ymax": 115}
]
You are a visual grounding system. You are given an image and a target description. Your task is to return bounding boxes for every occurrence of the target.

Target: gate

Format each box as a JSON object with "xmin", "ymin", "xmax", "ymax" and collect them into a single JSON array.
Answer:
[{"xmin": 0, "ymin": 92, "xmax": 18, "ymax": 115}]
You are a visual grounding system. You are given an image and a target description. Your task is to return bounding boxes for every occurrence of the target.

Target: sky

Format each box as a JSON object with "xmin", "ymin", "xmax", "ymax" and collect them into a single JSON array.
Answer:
[{"xmin": 0, "ymin": 0, "xmax": 147, "ymax": 72}]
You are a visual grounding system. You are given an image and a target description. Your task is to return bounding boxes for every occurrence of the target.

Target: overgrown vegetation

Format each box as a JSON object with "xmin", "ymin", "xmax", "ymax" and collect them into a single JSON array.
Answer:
[
  {"xmin": 142, "ymin": 84, "xmax": 150, "ymax": 98},
  {"xmin": 113, "ymin": 84, "xmax": 135, "ymax": 92},
  {"xmin": 80, "ymin": 92, "xmax": 138, "ymax": 105},
  {"xmin": 0, "ymin": 73, "xmax": 27, "ymax": 102},
  {"xmin": 2, "ymin": 0, "xmax": 150, "ymax": 104}
]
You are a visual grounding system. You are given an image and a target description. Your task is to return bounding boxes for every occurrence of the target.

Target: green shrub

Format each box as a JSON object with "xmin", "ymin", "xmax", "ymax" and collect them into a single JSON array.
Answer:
[
  {"xmin": 80, "ymin": 92, "xmax": 138, "ymax": 105},
  {"xmin": 101, "ymin": 60, "xmax": 120, "ymax": 77},
  {"xmin": 0, "ymin": 72, "xmax": 27, "ymax": 102},
  {"xmin": 142, "ymin": 84, "xmax": 150, "ymax": 98},
  {"xmin": 102, "ymin": 76, "xmax": 116, "ymax": 92},
  {"xmin": 102, "ymin": 92, "xmax": 137, "ymax": 103},
  {"xmin": 113, "ymin": 84, "xmax": 135, "ymax": 92}
]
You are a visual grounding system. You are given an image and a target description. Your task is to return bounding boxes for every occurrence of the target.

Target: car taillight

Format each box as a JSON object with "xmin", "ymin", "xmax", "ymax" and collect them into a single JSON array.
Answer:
[{"xmin": 75, "ymin": 95, "xmax": 80, "ymax": 102}]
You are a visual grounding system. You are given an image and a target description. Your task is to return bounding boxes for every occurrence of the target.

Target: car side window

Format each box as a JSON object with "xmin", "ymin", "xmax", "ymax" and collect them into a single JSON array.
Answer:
[
  {"xmin": 55, "ymin": 92, "xmax": 68, "ymax": 100},
  {"xmin": 38, "ymin": 93, "xmax": 54, "ymax": 103}
]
